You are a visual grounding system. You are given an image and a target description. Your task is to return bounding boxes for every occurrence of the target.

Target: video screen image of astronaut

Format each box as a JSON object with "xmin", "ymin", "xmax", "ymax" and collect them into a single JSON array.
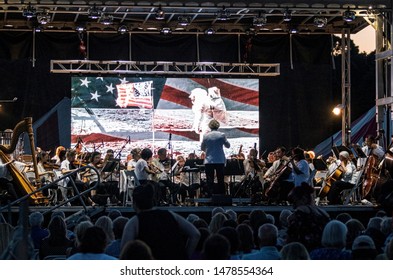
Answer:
[{"xmin": 71, "ymin": 77, "xmax": 259, "ymax": 158}]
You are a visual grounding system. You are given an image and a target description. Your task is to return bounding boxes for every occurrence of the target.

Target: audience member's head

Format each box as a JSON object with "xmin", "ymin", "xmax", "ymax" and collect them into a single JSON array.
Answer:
[
  {"xmin": 29, "ymin": 212, "xmax": 44, "ymax": 228},
  {"xmin": 266, "ymin": 214, "xmax": 275, "ymax": 225},
  {"xmin": 211, "ymin": 207, "xmax": 225, "ymax": 217},
  {"xmin": 345, "ymin": 218, "xmax": 365, "ymax": 250},
  {"xmin": 225, "ymin": 209, "xmax": 237, "ymax": 221},
  {"xmin": 186, "ymin": 214, "xmax": 200, "ymax": 224},
  {"xmin": 280, "ymin": 242, "xmax": 310, "ymax": 260},
  {"xmin": 74, "ymin": 221, "xmax": 94, "ymax": 247},
  {"xmin": 119, "ymin": 240, "xmax": 154, "ymax": 260},
  {"xmin": 209, "ymin": 213, "xmax": 227, "ymax": 234},
  {"xmin": 217, "ymin": 227, "xmax": 240, "ymax": 255},
  {"xmin": 112, "ymin": 216, "xmax": 129, "ymax": 240},
  {"xmin": 258, "ymin": 223, "xmax": 278, "ymax": 247},
  {"xmin": 108, "ymin": 210, "xmax": 122, "ymax": 221},
  {"xmin": 352, "ymin": 235, "xmax": 378, "ymax": 260},
  {"xmin": 47, "ymin": 215, "xmax": 68, "ymax": 242},
  {"xmin": 237, "ymin": 213, "xmax": 249, "ymax": 225},
  {"xmin": 202, "ymin": 234, "xmax": 230, "ymax": 260},
  {"xmin": 321, "ymin": 220, "xmax": 347, "ymax": 249},
  {"xmin": 381, "ymin": 217, "xmax": 393, "ymax": 236},
  {"xmin": 236, "ymin": 224, "xmax": 255, "ymax": 254},
  {"xmin": 95, "ymin": 216, "xmax": 114, "ymax": 243},
  {"xmin": 336, "ymin": 213, "xmax": 352, "ymax": 224},
  {"xmin": 222, "ymin": 219, "xmax": 238, "ymax": 229},
  {"xmin": 278, "ymin": 209, "xmax": 292, "ymax": 229},
  {"xmin": 79, "ymin": 226, "xmax": 107, "ymax": 254}
]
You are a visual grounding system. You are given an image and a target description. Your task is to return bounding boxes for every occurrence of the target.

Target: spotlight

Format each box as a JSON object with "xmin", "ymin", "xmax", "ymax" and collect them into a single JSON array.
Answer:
[
  {"xmin": 313, "ymin": 16, "xmax": 327, "ymax": 28},
  {"xmin": 332, "ymin": 104, "xmax": 344, "ymax": 115},
  {"xmin": 160, "ymin": 27, "xmax": 172, "ymax": 35},
  {"xmin": 289, "ymin": 26, "xmax": 298, "ymax": 34},
  {"xmin": 253, "ymin": 12, "xmax": 267, "ymax": 27},
  {"xmin": 343, "ymin": 7, "xmax": 356, "ymax": 22},
  {"xmin": 34, "ymin": 26, "xmax": 43, "ymax": 33},
  {"xmin": 37, "ymin": 11, "xmax": 50, "ymax": 25},
  {"xmin": 283, "ymin": 8, "xmax": 292, "ymax": 22},
  {"xmin": 178, "ymin": 15, "xmax": 191, "ymax": 26},
  {"xmin": 75, "ymin": 26, "xmax": 86, "ymax": 33},
  {"xmin": 155, "ymin": 5, "xmax": 165, "ymax": 20},
  {"xmin": 118, "ymin": 25, "xmax": 129, "ymax": 34},
  {"xmin": 22, "ymin": 3, "xmax": 37, "ymax": 19},
  {"xmin": 216, "ymin": 6, "xmax": 231, "ymax": 21},
  {"xmin": 100, "ymin": 14, "xmax": 113, "ymax": 25},
  {"xmin": 204, "ymin": 27, "xmax": 215, "ymax": 35},
  {"xmin": 88, "ymin": 4, "xmax": 102, "ymax": 20}
]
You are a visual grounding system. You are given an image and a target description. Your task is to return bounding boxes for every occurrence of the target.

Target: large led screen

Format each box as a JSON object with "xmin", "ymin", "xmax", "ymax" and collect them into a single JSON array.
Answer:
[{"xmin": 71, "ymin": 77, "xmax": 259, "ymax": 159}]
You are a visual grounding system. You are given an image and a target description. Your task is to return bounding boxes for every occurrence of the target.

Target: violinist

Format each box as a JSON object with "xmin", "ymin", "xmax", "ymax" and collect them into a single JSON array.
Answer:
[
  {"xmin": 37, "ymin": 151, "xmax": 55, "ymax": 182},
  {"xmin": 59, "ymin": 149, "xmax": 91, "ymax": 205},
  {"xmin": 134, "ymin": 148, "xmax": 160, "ymax": 185},
  {"xmin": 51, "ymin": 146, "xmax": 65, "ymax": 165},
  {"xmin": 243, "ymin": 148, "xmax": 265, "ymax": 184},
  {"xmin": 127, "ymin": 148, "xmax": 141, "ymax": 171},
  {"xmin": 173, "ymin": 155, "xmax": 200, "ymax": 205},
  {"xmin": 327, "ymin": 151, "xmax": 356, "ymax": 205},
  {"xmin": 152, "ymin": 148, "xmax": 176, "ymax": 205}
]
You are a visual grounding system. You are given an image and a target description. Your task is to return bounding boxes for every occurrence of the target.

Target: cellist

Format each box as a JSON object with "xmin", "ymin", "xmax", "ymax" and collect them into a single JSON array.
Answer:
[
  {"xmin": 326, "ymin": 151, "xmax": 357, "ymax": 204},
  {"xmin": 357, "ymin": 135, "xmax": 385, "ymax": 170}
]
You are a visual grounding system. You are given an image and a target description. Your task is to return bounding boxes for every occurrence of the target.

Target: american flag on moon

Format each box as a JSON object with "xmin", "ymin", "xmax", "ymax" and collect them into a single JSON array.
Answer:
[{"xmin": 116, "ymin": 81, "xmax": 153, "ymax": 109}]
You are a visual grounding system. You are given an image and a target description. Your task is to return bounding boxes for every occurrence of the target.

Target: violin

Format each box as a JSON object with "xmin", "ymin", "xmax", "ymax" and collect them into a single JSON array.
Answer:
[{"xmin": 43, "ymin": 162, "xmax": 61, "ymax": 170}]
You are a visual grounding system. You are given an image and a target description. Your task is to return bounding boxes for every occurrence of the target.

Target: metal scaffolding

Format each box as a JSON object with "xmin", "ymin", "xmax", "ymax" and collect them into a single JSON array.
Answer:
[{"xmin": 50, "ymin": 60, "xmax": 280, "ymax": 77}]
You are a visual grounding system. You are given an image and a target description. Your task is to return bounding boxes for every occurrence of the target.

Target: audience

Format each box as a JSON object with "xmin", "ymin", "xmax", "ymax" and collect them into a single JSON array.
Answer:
[
  {"xmin": 119, "ymin": 240, "xmax": 154, "ymax": 260},
  {"xmin": 28, "ymin": 212, "xmax": 49, "ymax": 250},
  {"xmin": 280, "ymin": 242, "xmax": 310, "ymax": 260},
  {"xmin": 202, "ymin": 234, "xmax": 230, "ymax": 260}
]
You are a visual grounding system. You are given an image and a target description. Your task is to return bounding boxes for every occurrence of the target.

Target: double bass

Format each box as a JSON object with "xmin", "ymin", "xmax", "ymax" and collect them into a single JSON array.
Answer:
[
  {"xmin": 361, "ymin": 154, "xmax": 380, "ymax": 199},
  {"xmin": 264, "ymin": 157, "xmax": 292, "ymax": 198}
]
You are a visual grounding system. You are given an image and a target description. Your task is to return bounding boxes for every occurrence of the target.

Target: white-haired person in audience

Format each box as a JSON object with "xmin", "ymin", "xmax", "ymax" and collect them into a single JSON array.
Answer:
[
  {"xmin": 351, "ymin": 235, "xmax": 378, "ymax": 260},
  {"xmin": 29, "ymin": 211, "xmax": 49, "ymax": 250},
  {"xmin": 242, "ymin": 223, "xmax": 281, "ymax": 260},
  {"xmin": 95, "ymin": 215, "xmax": 114, "ymax": 247},
  {"xmin": 280, "ymin": 242, "xmax": 310, "ymax": 260},
  {"xmin": 208, "ymin": 212, "xmax": 227, "ymax": 234},
  {"xmin": 309, "ymin": 220, "xmax": 352, "ymax": 260},
  {"xmin": 277, "ymin": 209, "xmax": 292, "ymax": 248},
  {"xmin": 66, "ymin": 220, "xmax": 94, "ymax": 258}
]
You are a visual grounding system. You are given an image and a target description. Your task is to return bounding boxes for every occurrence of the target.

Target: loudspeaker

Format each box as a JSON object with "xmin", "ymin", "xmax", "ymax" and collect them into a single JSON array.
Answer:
[{"xmin": 211, "ymin": 194, "xmax": 232, "ymax": 206}]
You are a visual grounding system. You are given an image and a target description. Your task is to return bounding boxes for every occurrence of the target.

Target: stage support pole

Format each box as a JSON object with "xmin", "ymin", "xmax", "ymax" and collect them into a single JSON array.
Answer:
[{"xmin": 341, "ymin": 28, "xmax": 351, "ymax": 146}]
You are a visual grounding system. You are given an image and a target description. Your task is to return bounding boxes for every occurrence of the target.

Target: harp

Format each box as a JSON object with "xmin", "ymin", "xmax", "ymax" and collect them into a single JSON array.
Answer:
[{"xmin": 0, "ymin": 117, "xmax": 47, "ymax": 205}]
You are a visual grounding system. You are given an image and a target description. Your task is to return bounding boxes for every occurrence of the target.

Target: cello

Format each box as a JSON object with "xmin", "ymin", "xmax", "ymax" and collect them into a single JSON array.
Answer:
[{"xmin": 361, "ymin": 153, "xmax": 380, "ymax": 199}]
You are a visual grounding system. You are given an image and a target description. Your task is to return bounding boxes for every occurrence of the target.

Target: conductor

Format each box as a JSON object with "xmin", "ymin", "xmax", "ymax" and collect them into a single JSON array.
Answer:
[{"xmin": 201, "ymin": 119, "xmax": 230, "ymax": 195}]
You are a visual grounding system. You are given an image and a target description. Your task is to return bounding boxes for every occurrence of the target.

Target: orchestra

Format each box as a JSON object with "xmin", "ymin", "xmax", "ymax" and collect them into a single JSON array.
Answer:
[{"xmin": 3, "ymin": 128, "xmax": 393, "ymax": 209}]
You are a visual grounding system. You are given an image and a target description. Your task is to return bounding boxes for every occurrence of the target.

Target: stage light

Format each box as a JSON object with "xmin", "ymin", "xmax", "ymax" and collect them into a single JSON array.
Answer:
[
  {"xmin": 204, "ymin": 27, "xmax": 215, "ymax": 35},
  {"xmin": 216, "ymin": 6, "xmax": 231, "ymax": 21},
  {"xmin": 75, "ymin": 26, "xmax": 86, "ymax": 33},
  {"xmin": 160, "ymin": 27, "xmax": 172, "ymax": 35},
  {"xmin": 37, "ymin": 10, "xmax": 50, "ymax": 25},
  {"xmin": 88, "ymin": 4, "xmax": 102, "ymax": 20},
  {"xmin": 118, "ymin": 25, "xmax": 129, "ymax": 34},
  {"xmin": 101, "ymin": 14, "xmax": 113, "ymax": 25},
  {"xmin": 289, "ymin": 27, "xmax": 298, "ymax": 34},
  {"xmin": 22, "ymin": 3, "xmax": 37, "ymax": 19},
  {"xmin": 332, "ymin": 104, "xmax": 344, "ymax": 115},
  {"xmin": 155, "ymin": 5, "xmax": 165, "ymax": 20},
  {"xmin": 178, "ymin": 15, "xmax": 191, "ymax": 26},
  {"xmin": 34, "ymin": 26, "xmax": 43, "ymax": 32},
  {"xmin": 342, "ymin": 7, "xmax": 356, "ymax": 22},
  {"xmin": 314, "ymin": 16, "xmax": 327, "ymax": 28},
  {"xmin": 283, "ymin": 8, "xmax": 292, "ymax": 22},
  {"xmin": 253, "ymin": 12, "xmax": 267, "ymax": 27}
]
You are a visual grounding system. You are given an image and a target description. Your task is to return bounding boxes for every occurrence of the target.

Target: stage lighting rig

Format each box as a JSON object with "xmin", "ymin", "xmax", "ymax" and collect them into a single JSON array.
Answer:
[
  {"xmin": 204, "ymin": 27, "xmax": 216, "ymax": 35},
  {"xmin": 118, "ymin": 25, "xmax": 129, "ymax": 34},
  {"xmin": 216, "ymin": 6, "xmax": 231, "ymax": 21},
  {"xmin": 253, "ymin": 12, "xmax": 267, "ymax": 27},
  {"xmin": 37, "ymin": 11, "xmax": 51, "ymax": 25},
  {"xmin": 88, "ymin": 4, "xmax": 102, "ymax": 20},
  {"xmin": 178, "ymin": 16, "xmax": 191, "ymax": 26},
  {"xmin": 314, "ymin": 16, "xmax": 327, "ymax": 28},
  {"xmin": 283, "ymin": 8, "xmax": 292, "ymax": 22},
  {"xmin": 155, "ymin": 5, "xmax": 165, "ymax": 20},
  {"xmin": 342, "ymin": 7, "xmax": 356, "ymax": 22},
  {"xmin": 22, "ymin": 3, "xmax": 37, "ymax": 19}
]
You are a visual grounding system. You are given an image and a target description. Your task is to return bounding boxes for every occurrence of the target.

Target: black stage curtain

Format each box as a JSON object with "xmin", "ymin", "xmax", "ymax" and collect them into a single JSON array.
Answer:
[{"xmin": 0, "ymin": 32, "xmax": 360, "ymax": 154}]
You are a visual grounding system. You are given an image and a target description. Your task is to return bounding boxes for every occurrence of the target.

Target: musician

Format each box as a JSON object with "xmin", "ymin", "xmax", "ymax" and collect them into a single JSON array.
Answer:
[
  {"xmin": 134, "ymin": 148, "xmax": 159, "ymax": 185},
  {"xmin": 51, "ymin": 146, "xmax": 66, "ymax": 165},
  {"xmin": 201, "ymin": 119, "xmax": 231, "ymax": 196},
  {"xmin": 327, "ymin": 151, "xmax": 356, "ymax": 205},
  {"xmin": 357, "ymin": 135, "xmax": 385, "ymax": 169},
  {"xmin": 173, "ymin": 155, "xmax": 201, "ymax": 205},
  {"xmin": 127, "ymin": 148, "xmax": 141, "ymax": 171},
  {"xmin": 60, "ymin": 149, "xmax": 91, "ymax": 205},
  {"xmin": 152, "ymin": 148, "xmax": 177, "ymax": 205},
  {"xmin": 243, "ymin": 148, "xmax": 265, "ymax": 184},
  {"xmin": 289, "ymin": 147, "xmax": 310, "ymax": 188}
]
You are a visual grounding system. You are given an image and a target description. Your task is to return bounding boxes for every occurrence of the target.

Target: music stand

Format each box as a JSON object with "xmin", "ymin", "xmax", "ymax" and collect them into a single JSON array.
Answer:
[
  {"xmin": 101, "ymin": 159, "xmax": 120, "ymax": 173},
  {"xmin": 184, "ymin": 159, "xmax": 204, "ymax": 169},
  {"xmin": 331, "ymin": 145, "xmax": 352, "ymax": 159},
  {"xmin": 312, "ymin": 158, "xmax": 328, "ymax": 171},
  {"xmin": 352, "ymin": 145, "xmax": 367, "ymax": 158},
  {"xmin": 224, "ymin": 159, "xmax": 244, "ymax": 176}
]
